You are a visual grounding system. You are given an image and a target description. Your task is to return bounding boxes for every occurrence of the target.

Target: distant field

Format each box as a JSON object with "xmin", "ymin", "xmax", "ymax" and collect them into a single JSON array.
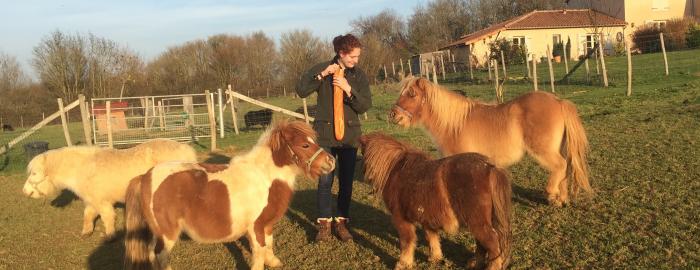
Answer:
[{"xmin": 0, "ymin": 49, "xmax": 698, "ymax": 269}]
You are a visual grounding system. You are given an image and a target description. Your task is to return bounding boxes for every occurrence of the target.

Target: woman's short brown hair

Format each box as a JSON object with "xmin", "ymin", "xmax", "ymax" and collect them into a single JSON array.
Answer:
[{"xmin": 333, "ymin": 34, "xmax": 362, "ymax": 55}]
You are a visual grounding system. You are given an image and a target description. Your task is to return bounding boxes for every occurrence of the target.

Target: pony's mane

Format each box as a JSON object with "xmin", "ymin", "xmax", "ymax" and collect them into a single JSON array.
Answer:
[
  {"xmin": 266, "ymin": 119, "xmax": 316, "ymax": 151},
  {"xmin": 361, "ymin": 132, "xmax": 429, "ymax": 193},
  {"xmin": 403, "ymin": 77, "xmax": 486, "ymax": 136}
]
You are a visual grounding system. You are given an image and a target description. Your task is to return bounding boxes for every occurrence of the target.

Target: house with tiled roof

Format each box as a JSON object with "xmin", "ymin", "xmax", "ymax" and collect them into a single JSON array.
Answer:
[
  {"xmin": 566, "ymin": 0, "xmax": 699, "ymax": 30},
  {"xmin": 443, "ymin": 9, "xmax": 627, "ymax": 67}
]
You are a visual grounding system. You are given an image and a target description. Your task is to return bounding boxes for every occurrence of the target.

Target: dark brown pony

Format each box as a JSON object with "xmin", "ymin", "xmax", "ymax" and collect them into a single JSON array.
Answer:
[
  {"xmin": 124, "ymin": 120, "xmax": 335, "ymax": 270},
  {"xmin": 359, "ymin": 132, "xmax": 512, "ymax": 270},
  {"xmin": 390, "ymin": 77, "xmax": 591, "ymax": 206}
]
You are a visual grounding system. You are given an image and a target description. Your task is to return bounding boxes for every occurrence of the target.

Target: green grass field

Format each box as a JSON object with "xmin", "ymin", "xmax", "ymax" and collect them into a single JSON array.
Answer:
[{"xmin": 1, "ymin": 49, "xmax": 699, "ymax": 269}]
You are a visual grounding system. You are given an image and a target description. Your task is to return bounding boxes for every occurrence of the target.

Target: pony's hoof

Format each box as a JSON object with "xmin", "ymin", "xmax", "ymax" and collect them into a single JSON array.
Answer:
[
  {"xmin": 102, "ymin": 233, "xmax": 118, "ymax": 243},
  {"xmin": 80, "ymin": 230, "xmax": 93, "ymax": 237},
  {"xmin": 428, "ymin": 254, "xmax": 443, "ymax": 263},
  {"xmin": 547, "ymin": 194, "xmax": 564, "ymax": 207},
  {"xmin": 394, "ymin": 260, "xmax": 414, "ymax": 270},
  {"xmin": 265, "ymin": 256, "xmax": 283, "ymax": 267}
]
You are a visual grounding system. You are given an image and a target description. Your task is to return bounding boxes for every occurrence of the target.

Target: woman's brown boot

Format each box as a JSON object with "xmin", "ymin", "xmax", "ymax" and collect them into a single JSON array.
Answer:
[
  {"xmin": 315, "ymin": 218, "xmax": 333, "ymax": 242},
  {"xmin": 334, "ymin": 217, "xmax": 353, "ymax": 242}
]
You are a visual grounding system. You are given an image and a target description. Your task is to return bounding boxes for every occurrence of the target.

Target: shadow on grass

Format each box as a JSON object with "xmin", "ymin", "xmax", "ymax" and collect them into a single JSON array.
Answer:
[
  {"xmin": 512, "ymin": 184, "xmax": 548, "ymax": 207},
  {"xmin": 50, "ymin": 190, "xmax": 79, "ymax": 207},
  {"xmin": 285, "ymin": 188, "xmax": 475, "ymax": 268},
  {"xmin": 87, "ymin": 230, "xmax": 125, "ymax": 270}
]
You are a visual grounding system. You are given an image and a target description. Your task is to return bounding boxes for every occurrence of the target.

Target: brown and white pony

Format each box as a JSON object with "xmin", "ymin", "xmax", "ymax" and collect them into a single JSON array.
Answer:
[
  {"xmin": 389, "ymin": 77, "xmax": 591, "ymax": 206},
  {"xmin": 124, "ymin": 120, "xmax": 335, "ymax": 270},
  {"xmin": 22, "ymin": 139, "xmax": 197, "ymax": 238},
  {"xmin": 359, "ymin": 133, "xmax": 511, "ymax": 270}
]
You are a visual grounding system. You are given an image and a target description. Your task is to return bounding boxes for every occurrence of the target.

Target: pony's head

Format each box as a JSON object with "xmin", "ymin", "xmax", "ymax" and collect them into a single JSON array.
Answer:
[
  {"xmin": 268, "ymin": 120, "xmax": 335, "ymax": 179},
  {"xmin": 390, "ymin": 77, "xmax": 472, "ymax": 136},
  {"xmin": 22, "ymin": 153, "xmax": 58, "ymax": 198},
  {"xmin": 358, "ymin": 132, "xmax": 427, "ymax": 193},
  {"xmin": 389, "ymin": 77, "xmax": 432, "ymax": 127}
]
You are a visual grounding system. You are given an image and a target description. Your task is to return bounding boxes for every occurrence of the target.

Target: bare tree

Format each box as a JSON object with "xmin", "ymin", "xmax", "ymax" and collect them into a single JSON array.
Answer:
[
  {"xmin": 279, "ymin": 29, "xmax": 331, "ymax": 93},
  {"xmin": 0, "ymin": 52, "xmax": 29, "ymax": 92},
  {"xmin": 243, "ymin": 31, "xmax": 277, "ymax": 97},
  {"xmin": 351, "ymin": 9, "xmax": 410, "ymax": 56},
  {"xmin": 408, "ymin": 0, "xmax": 471, "ymax": 52},
  {"xmin": 207, "ymin": 34, "xmax": 247, "ymax": 89},
  {"xmin": 32, "ymin": 30, "xmax": 88, "ymax": 101}
]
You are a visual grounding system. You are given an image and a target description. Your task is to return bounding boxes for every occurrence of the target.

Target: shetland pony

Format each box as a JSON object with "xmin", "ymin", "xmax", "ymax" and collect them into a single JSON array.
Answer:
[
  {"xmin": 389, "ymin": 77, "xmax": 591, "ymax": 206},
  {"xmin": 359, "ymin": 133, "xmax": 511, "ymax": 270},
  {"xmin": 22, "ymin": 139, "xmax": 197, "ymax": 238},
  {"xmin": 124, "ymin": 120, "xmax": 335, "ymax": 270}
]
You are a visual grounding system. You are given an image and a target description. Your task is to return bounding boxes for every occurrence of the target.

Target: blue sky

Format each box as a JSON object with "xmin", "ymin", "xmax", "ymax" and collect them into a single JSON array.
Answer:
[{"xmin": 0, "ymin": 0, "xmax": 424, "ymax": 75}]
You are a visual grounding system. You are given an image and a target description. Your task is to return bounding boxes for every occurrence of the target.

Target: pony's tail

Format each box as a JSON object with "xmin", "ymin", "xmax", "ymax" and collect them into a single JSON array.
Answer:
[
  {"xmin": 562, "ymin": 100, "xmax": 592, "ymax": 197},
  {"xmin": 490, "ymin": 167, "xmax": 512, "ymax": 269},
  {"xmin": 124, "ymin": 176, "xmax": 153, "ymax": 270}
]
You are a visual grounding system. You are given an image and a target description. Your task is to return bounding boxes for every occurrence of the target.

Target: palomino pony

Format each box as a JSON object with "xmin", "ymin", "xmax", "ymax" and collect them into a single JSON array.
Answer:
[
  {"xmin": 389, "ymin": 77, "xmax": 591, "ymax": 206},
  {"xmin": 124, "ymin": 120, "xmax": 335, "ymax": 270},
  {"xmin": 359, "ymin": 133, "xmax": 511, "ymax": 270},
  {"xmin": 22, "ymin": 139, "xmax": 197, "ymax": 238}
]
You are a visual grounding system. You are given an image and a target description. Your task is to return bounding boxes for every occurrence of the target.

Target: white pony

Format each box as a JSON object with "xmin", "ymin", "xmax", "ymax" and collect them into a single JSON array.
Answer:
[{"xmin": 22, "ymin": 139, "xmax": 198, "ymax": 238}]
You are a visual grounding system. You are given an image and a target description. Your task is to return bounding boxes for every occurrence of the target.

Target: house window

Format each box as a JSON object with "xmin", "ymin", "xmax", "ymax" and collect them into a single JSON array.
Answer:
[
  {"xmin": 652, "ymin": 0, "xmax": 669, "ymax": 11},
  {"xmin": 646, "ymin": 20, "xmax": 667, "ymax": 29},
  {"xmin": 553, "ymin": 34, "xmax": 562, "ymax": 46},
  {"xmin": 512, "ymin": 36, "xmax": 526, "ymax": 47},
  {"xmin": 585, "ymin": 34, "xmax": 600, "ymax": 53}
]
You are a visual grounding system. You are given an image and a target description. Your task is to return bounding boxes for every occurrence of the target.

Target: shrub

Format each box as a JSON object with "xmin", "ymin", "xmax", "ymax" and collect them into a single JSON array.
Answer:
[{"xmin": 488, "ymin": 39, "xmax": 527, "ymax": 65}]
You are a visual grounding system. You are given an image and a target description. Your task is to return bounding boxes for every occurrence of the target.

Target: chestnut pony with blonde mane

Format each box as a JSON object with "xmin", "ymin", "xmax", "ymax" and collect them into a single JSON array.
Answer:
[
  {"xmin": 389, "ymin": 77, "xmax": 591, "ymax": 206},
  {"xmin": 359, "ymin": 132, "xmax": 511, "ymax": 270},
  {"xmin": 124, "ymin": 120, "xmax": 335, "ymax": 270}
]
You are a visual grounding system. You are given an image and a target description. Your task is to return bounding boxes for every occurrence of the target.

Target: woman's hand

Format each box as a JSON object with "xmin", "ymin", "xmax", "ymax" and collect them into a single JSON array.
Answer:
[
  {"xmin": 321, "ymin": 64, "xmax": 341, "ymax": 77},
  {"xmin": 333, "ymin": 77, "xmax": 352, "ymax": 97}
]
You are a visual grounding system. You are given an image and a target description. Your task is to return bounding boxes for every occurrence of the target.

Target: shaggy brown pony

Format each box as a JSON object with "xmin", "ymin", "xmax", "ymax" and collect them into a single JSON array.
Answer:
[
  {"xmin": 389, "ymin": 77, "xmax": 591, "ymax": 206},
  {"xmin": 359, "ymin": 132, "xmax": 511, "ymax": 270}
]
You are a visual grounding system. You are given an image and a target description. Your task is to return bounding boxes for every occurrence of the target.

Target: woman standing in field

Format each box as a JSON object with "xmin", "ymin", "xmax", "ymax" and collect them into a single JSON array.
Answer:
[{"xmin": 296, "ymin": 34, "xmax": 372, "ymax": 242}]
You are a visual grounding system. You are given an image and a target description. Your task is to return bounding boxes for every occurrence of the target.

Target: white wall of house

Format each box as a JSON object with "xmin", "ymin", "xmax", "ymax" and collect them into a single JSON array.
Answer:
[{"xmin": 465, "ymin": 25, "xmax": 626, "ymax": 65}]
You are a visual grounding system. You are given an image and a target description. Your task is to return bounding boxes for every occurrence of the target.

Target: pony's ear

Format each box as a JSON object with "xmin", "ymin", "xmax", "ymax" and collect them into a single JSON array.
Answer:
[{"xmin": 416, "ymin": 77, "xmax": 430, "ymax": 92}]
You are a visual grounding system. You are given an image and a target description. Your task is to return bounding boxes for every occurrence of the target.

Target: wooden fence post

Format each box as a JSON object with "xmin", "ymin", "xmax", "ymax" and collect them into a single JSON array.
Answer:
[
  {"xmin": 407, "ymin": 59, "xmax": 412, "ymax": 75},
  {"xmin": 227, "ymin": 84, "xmax": 239, "ymax": 135},
  {"xmin": 500, "ymin": 50, "xmax": 507, "ymax": 80},
  {"xmin": 532, "ymin": 53, "xmax": 538, "ymax": 91},
  {"xmin": 525, "ymin": 50, "xmax": 532, "ymax": 78},
  {"xmin": 302, "ymin": 98, "xmax": 310, "ymax": 124},
  {"xmin": 217, "ymin": 88, "xmax": 224, "ymax": 138},
  {"xmin": 205, "ymin": 90, "xmax": 217, "ymax": 151},
  {"xmin": 158, "ymin": 101, "xmax": 165, "ymax": 130},
  {"xmin": 78, "ymin": 94, "xmax": 93, "ymax": 145},
  {"xmin": 451, "ymin": 53, "xmax": 457, "ymax": 73},
  {"xmin": 546, "ymin": 45, "xmax": 555, "ymax": 93},
  {"xmin": 400, "ymin": 58, "xmax": 405, "ymax": 76},
  {"xmin": 57, "ymin": 98, "xmax": 72, "ymax": 146},
  {"xmin": 384, "ymin": 64, "xmax": 389, "ymax": 81},
  {"xmin": 106, "ymin": 101, "xmax": 113, "ymax": 148},
  {"xmin": 598, "ymin": 34, "xmax": 609, "ymax": 87},
  {"xmin": 660, "ymin": 32, "xmax": 669, "ymax": 76},
  {"xmin": 439, "ymin": 54, "xmax": 446, "ymax": 80},
  {"xmin": 431, "ymin": 55, "xmax": 438, "ymax": 84},
  {"xmin": 468, "ymin": 46, "xmax": 474, "ymax": 80},
  {"xmin": 493, "ymin": 60, "xmax": 503, "ymax": 103},
  {"xmin": 487, "ymin": 54, "xmax": 493, "ymax": 81},
  {"xmin": 626, "ymin": 39, "xmax": 633, "ymax": 96},
  {"xmin": 585, "ymin": 57, "xmax": 591, "ymax": 83}
]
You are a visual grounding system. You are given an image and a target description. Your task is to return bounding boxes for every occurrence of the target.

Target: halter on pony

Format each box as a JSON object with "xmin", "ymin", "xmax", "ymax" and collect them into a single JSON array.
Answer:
[{"xmin": 286, "ymin": 144, "xmax": 326, "ymax": 175}]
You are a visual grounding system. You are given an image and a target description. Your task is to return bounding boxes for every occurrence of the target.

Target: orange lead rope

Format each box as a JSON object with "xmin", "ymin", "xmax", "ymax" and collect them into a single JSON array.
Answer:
[{"xmin": 333, "ymin": 67, "xmax": 345, "ymax": 141}]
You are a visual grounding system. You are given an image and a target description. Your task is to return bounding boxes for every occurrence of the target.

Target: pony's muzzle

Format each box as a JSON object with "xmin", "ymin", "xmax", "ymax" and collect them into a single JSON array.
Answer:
[{"xmin": 322, "ymin": 155, "xmax": 335, "ymax": 174}]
